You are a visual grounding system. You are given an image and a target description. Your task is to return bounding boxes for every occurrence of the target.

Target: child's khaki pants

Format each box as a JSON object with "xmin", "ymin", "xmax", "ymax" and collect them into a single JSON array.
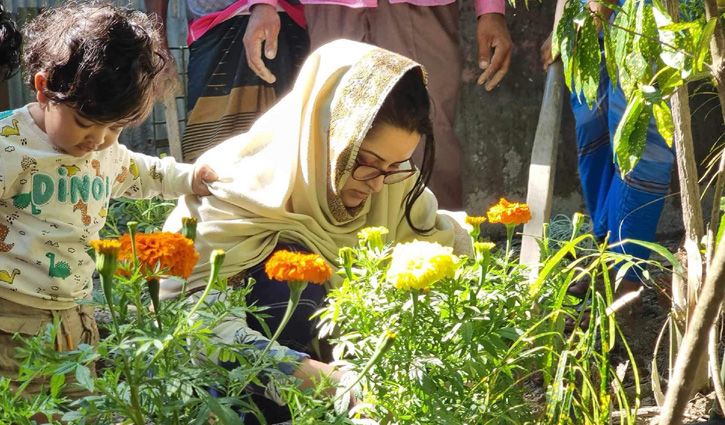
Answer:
[{"xmin": 0, "ymin": 297, "xmax": 99, "ymax": 399}]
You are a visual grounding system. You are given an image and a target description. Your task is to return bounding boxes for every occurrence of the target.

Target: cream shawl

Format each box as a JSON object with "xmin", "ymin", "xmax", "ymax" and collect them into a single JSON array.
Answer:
[{"xmin": 161, "ymin": 40, "xmax": 471, "ymax": 299}]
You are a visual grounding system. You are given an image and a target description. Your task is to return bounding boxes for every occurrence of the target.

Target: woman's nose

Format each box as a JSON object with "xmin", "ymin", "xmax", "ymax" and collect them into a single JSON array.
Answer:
[{"xmin": 367, "ymin": 175, "xmax": 385, "ymax": 193}]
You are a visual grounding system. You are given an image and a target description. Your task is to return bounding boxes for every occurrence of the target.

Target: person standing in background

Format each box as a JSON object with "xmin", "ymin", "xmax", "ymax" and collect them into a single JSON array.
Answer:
[
  {"xmin": 295, "ymin": 0, "xmax": 513, "ymax": 209},
  {"xmin": 146, "ymin": 0, "xmax": 309, "ymax": 163},
  {"xmin": 541, "ymin": 0, "xmax": 674, "ymax": 328}
]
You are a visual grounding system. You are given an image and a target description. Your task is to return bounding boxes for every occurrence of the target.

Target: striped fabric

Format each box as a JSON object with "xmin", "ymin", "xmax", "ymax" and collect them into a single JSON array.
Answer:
[{"xmin": 181, "ymin": 13, "xmax": 308, "ymax": 163}]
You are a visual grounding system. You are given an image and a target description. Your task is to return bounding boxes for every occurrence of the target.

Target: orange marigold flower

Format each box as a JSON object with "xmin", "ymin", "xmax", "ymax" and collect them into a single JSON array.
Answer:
[
  {"xmin": 117, "ymin": 232, "xmax": 199, "ymax": 279},
  {"xmin": 265, "ymin": 250, "xmax": 332, "ymax": 284},
  {"xmin": 487, "ymin": 198, "xmax": 532, "ymax": 226}
]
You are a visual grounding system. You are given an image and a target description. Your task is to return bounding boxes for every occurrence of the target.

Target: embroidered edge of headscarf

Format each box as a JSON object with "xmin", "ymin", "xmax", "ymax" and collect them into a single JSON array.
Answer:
[{"xmin": 325, "ymin": 48, "xmax": 428, "ymax": 223}]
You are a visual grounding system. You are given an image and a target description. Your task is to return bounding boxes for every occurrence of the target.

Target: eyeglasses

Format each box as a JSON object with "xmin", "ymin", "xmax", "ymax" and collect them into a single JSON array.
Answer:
[{"xmin": 351, "ymin": 159, "xmax": 417, "ymax": 184}]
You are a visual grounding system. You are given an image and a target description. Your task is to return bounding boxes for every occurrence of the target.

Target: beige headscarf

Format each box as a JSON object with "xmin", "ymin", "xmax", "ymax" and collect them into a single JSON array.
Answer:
[{"xmin": 161, "ymin": 40, "xmax": 471, "ymax": 298}]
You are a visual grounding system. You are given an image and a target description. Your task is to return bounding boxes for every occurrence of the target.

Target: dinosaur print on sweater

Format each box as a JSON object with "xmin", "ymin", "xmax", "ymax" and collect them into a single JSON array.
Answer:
[{"xmin": 0, "ymin": 105, "xmax": 196, "ymax": 309}]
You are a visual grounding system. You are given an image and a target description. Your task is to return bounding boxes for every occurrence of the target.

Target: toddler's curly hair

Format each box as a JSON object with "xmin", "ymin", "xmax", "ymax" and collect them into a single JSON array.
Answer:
[
  {"xmin": 0, "ymin": 4, "xmax": 21, "ymax": 82},
  {"xmin": 23, "ymin": 1, "xmax": 175, "ymax": 124}
]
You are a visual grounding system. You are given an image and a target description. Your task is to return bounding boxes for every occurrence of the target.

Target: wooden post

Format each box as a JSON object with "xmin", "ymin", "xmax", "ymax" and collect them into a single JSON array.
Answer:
[
  {"xmin": 521, "ymin": 61, "xmax": 565, "ymax": 273},
  {"xmin": 163, "ymin": 91, "xmax": 184, "ymax": 162}
]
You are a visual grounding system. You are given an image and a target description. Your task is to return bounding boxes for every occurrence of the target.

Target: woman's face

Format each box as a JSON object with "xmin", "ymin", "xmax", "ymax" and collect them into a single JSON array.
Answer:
[{"xmin": 340, "ymin": 123, "xmax": 421, "ymax": 208}]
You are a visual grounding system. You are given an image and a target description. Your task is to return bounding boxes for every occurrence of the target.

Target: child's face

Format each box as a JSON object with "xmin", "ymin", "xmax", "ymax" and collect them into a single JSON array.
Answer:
[
  {"xmin": 31, "ymin": 73, "xmax": 123, "ymax": 157},
  {"xmin": 39, "ymin": 103, "xmax": 122, "ymax": 157}
]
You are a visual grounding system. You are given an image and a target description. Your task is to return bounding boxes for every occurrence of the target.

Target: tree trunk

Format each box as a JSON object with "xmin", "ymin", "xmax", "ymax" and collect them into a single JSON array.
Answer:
[
  {"xmin": 665, "ymin": 0, "xmax": 709, "ymax": 396},
  {"xmin": 658, "ymin": 239, "xmax": 725, "ymax": 425}
]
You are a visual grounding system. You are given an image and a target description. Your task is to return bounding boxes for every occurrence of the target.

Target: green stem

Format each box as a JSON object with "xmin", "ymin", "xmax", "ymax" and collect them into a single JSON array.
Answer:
[
  {"xmin": 473, "ymin": 260, "xmax": 490, "ymax": 301},
  {"xmin": 129, "ymin": 381, "xmax": 145, "ymax": 425},
  {"xmin": 148, "ymin": 251, "xmax": 224, "ymax": 368},
  {"xmin": 127, "ymin": 222, "xmax": 139, "ymax": 270},
  {"xmin": 148, "ymin": 278, "xmax": 162, "ymax": 331},
  {"xmin": 504, "ymin": 224, "xmax": 515, "ymax": 276},
  {"xmin": 240, "ymin": 282, "xmax": 306, "ymax": 390},
  {"xmin": 257, "ymin": 282, "xmax": 304, "ymax": 364},
  {"xmin": 327, "ymin": 330, "xmax": 395, "ymax": 408},
  {"xmin": 411, "ymin": 290, "xmax": 418, "ymax": 323},
  {"xmin": 100, "ymin": 272, "xmax": 121, "ymax": 340}
]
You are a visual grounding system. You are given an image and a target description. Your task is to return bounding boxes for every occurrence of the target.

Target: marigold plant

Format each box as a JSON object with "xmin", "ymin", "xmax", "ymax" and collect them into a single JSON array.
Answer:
[
  {"xmin": 386, "ymin": 240, "xmax": 459, "ymax": 291},
  {"xmin": 117, "ymin": 232, "xmax": 199, "ymax": 279},
  {"xmin": 487, "ymin": 198, "xmax": 532, "ymax": 226},
  {"xmin": 265, "ymin": 250, "xmax": 332, "ymax": 284}
]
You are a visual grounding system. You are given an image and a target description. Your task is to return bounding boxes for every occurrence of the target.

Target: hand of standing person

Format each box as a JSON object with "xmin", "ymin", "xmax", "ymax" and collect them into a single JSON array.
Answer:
[
  {"xmin": 540, "ymin": 31, "xmax": 557, "ymax": 71},
  {"xmin": 476, "ymin": 13, "xmax": 513, "ymax": 91},
  {"xmin": 244, "ymin": 4, "xmax": 280, "ymax": 84}
]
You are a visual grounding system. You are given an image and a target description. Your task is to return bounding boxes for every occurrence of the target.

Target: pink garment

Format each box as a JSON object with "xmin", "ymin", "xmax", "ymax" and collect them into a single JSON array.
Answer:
[
  {"xmin": 299, "ymin": 0, "xmax": 505, "ymax": 16},
  {"xmin": 187, "ymin": 0, "xmax": 305, "ymax": 45}
]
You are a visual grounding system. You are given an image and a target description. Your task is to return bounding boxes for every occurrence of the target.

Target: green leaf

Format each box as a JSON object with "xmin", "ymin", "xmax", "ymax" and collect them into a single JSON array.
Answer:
[
  {"xmin": 603, "ymin": 25, "xmax": 618, "ymax": 92},
  {"xmin": 577, "ymin": 17, "xmax": 602, "ymax": 108},
  {"xmin": 75, "ymin": 365, "xmax": 94, "ymax": 392},
  {"xmin": 614, "ymin": 0, "xmax": 637, "ymax": 67},
  {"xmin": 557, "ymin": 0, "xmax": 580, "ymax": 92},
  {"xmin": 199, "ymin": 392, "xmax": 244, "ymax": 425},
  {"xmin": 716, "ymin": 208, "xmax": 725, "ymax": 248},
  {"xmin": 624, "ymin": 239, "xmax": 684, "ymax": 273},
  {"xmin": 660, "ymin": 21, "xmax": 700, "ymax": 32},
  {"xmin": 50, "ymin": 373, "xmax": 65, "ymax": 398},
  {"xmin": 613, "ymin": 93, "xmax": 647, "ymax": 175},
  {"xmin": 634, "ymin": 1, "xmax": 660, "ymax": 62},
  {"xmin": 653, "ymin": 101, "xmax": 675, "ymax": 147},
  {"xmin": 625, "ymin": 49, "xmax": 649, "ymax": 82},
  {"xmin": 62, "ymin": 412, "xmax": 86, "ymax": 422},
  {"xmin": 641, "ymin": 85, "xmax": 663, "ymax": 104},
  {"xmin": 653, "ymin": 6, "xmax": 690, "ymax": 73},
  {"xmin": 462, "ymin": 321, "xmax": 473, "ymax": 344},
  {"xmin": 657, "ymin": 66, "xmax": 684, "ymax": 95},
  {"xmin": 695, "ymin": 17, "xmax": 717, "ymax": 72},
  {"xmin": 651, "ymin": 0, "xmax": 669, "ymax": 18}
]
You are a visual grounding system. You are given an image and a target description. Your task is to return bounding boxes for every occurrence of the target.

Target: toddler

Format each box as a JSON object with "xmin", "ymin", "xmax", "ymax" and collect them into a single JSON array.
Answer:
[{"xmin": 0, "ymin": 1, "xmax": 216, "ymax": 398}]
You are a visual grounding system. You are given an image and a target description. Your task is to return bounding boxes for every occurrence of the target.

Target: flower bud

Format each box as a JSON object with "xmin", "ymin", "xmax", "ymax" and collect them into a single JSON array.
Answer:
[
  {"xmin": 357, "ymin": 226, "xmax": 389, "ymax": 250},
  {"xmin": 181, "ymin": 217, "xmax": 197, "ymax": 242}
]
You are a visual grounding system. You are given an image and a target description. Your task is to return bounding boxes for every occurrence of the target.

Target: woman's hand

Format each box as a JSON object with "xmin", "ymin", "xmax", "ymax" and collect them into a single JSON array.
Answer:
[{"xmin": 192, "ymin": 164, "xmax": 218, "ymax": 196}]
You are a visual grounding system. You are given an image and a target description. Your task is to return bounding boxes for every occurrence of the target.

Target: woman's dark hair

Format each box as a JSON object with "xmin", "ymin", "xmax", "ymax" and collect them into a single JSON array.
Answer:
[
  {"xmin": 0, "ymin": 4, "xmax": 21, "ymax": 82},
  {"xmin": 369, "ymin": 68, "xmax": 435, "ymax": 234},
  {"xmin": 22, "ymin": 1, "xmax": 174, "ymax": 124}
]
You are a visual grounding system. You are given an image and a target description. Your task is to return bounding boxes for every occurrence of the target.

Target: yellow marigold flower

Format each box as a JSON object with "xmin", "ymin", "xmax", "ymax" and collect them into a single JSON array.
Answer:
[
  {"xmin": 90, "ymin": 239, "xmax": 122, "ymax": 281},
  {"xmin": 358, "ymin": 226, "xmax": 389, "ymax": 239},
  {"xmin": 473, "ymin": 242, "xmax": 496, "ymax": 256},
  {"xmin": 117, "ymin": 232, "xmax": 199, "ymax": 279},
  {"xmin": 464, "ymin": 216, "xmax": 487, "ymax": 226},
  {"xmin": 487, "ymin": 198, "xmax": 533, "ymax": 226},
  {"xmin": 386, "ymin": 241, "xmax": 459, "ymax": 291},
  {"xmin": 357, "ymin": 226, "xmax": 389, "ymax": 250},
  {"xmin": 265, "ymin": 250, "xmax": 332, "ymax": 284},
  {"xmin": 90, "ymin": 239, "xmax": 122, "ymax": 257}
]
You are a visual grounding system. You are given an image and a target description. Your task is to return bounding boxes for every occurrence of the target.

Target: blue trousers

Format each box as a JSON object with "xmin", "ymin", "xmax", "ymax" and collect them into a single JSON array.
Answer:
[{"xmin": 571, "ymin": 57, "xmax": 675, "ymax": 280}]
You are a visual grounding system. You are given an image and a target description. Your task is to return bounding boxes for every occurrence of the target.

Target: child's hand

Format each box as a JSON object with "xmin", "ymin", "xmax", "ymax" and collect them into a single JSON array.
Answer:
[{"xmin": 192, "ymin": 164, "xmax": 218, "ymax": 196}]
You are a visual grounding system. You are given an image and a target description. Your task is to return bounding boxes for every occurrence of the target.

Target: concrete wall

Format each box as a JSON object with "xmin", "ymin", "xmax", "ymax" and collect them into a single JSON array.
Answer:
[{"xmin": 457, "ymin": 0, "xmax": 724, "ymax": 239}]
